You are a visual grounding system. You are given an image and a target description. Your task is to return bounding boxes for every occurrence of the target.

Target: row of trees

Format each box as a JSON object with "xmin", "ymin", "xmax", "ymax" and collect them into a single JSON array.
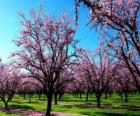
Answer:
[
  {"xmin": 68, "ymin": 44, "xmax": 136, "ymax": 107},
  {"xmin": 0, "ymin": 0, "xmax": 140, "ymax": 115},
  {"xmin": 0, "ymin": 38, "xmax": 138, "ymax": 114}
]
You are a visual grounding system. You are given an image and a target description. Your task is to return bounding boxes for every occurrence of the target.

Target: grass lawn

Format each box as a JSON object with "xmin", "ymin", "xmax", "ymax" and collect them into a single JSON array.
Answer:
[{"xmin": 0, "ymin": 93, "xmax": 140, "ymax": 116}]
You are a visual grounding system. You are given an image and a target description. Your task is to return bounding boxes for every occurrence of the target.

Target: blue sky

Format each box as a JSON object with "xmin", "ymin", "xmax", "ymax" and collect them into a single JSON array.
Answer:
[{"xmin": 0, "ymin": 0, "xmax": 98, "ymax": 62}]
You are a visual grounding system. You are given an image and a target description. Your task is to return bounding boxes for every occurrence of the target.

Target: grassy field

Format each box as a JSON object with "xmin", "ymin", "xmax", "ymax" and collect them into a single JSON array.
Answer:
[{"xmin": 0, "ymin": 93, "xmax": 140, "ymax": 116}]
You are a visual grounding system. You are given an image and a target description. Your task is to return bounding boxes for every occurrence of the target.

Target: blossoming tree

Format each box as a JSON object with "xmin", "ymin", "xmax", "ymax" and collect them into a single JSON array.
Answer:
[
  {"xmin": 75, "ymin": 0, "xmax": 140, "ymax": 91},
  {"xmin": 12, "ymin": 9, "xmax": 78, "ymax": 115},
  {"xmin": 0, "ymin": 64, "xmax": 21, "ymax": 110}
]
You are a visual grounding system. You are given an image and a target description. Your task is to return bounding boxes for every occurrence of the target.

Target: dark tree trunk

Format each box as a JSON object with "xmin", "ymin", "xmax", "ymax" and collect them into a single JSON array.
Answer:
[
  {"xmin": 23, "ymin": 93, "xmax": 26, "ymax": 99},
  {"xmin": 105, "ymin": 92, "xmax": 108, "ymax": 99},
  {"xmin": 124, "ymin": 91, "xmax": 128, "ymax": 102},
  {"xmin": 58, "ymin": 92, "xmax": 64, "ymax": 100},
  {"xmin": 4, "ymin": 101, "xmax": 9, "ymax": 110},
  {"xmin": 9, "ymin": 95, "xmax": 13, "ymax": 101},
  {"xmin": 76, "ymin": 93, "xmax": 78, "ymax": 98},
  {"xmin": 96, "ymin": 95, "xmax": 101, "ymax": 107},
  {"xmin": 28, "ymin": 94, "xmax": 32, "ymax": 103},
  {"xmin": 46, "ymin": 88, "xmax": 53, "ymax": 116},
  {"xmin": 38, "ymin": 93, "xmax": 41, "ymax": 100},
  {"xmin": 54, "ymin": 94, "xmax": 58, "ymax": 105},
  {"xmin": 86, "ymin": 91, "xmax": 89, "ymax": 102},
  {"xmin": 119, "ymin": 92, "xmax": 123, "ymax": 99},
  {"xmin": 80, "ymin": 92, "xmax": 82, "ymax": 99}
]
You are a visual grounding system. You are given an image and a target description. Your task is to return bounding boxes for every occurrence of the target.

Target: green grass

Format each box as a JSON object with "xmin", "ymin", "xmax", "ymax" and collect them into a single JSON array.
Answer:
[
  {"xmin": 0, "ymin": 111, "xmax": 19, "ymax": 116},
  {"xmin": 0, "ymin": 93, "xmax": 140, "ymax": 116}
]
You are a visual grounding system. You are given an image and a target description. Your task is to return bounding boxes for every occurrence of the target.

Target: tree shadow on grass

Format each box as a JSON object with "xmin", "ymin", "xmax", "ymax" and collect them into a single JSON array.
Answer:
[
  {"xmin": 10, "ymin": 104, "xmax": 36, "ymax": 110},
  {"xmin": 98, "ymin": 112, "xmax": 140, "ymax": 116},
  {"xmin": 13, "ymin": 99, "xmax": 44, "ymax": 105},
  {"xmin": 120, "ymin": 105, "xmax": 140, "ymax": 111},
  {"xmin": 0, "ymin": 106, "xmax": 43, "ymax": 116},
  {"xmin": 62, "ymin": 103, "xmax": 112, "ymax": 109},
  {"xmin": 62, "ymin": 103, "xmax": 140, "ymax": 111},
  {"xmin": 97, "ymin": 112, "xmax": 127, "ymax": 116}
]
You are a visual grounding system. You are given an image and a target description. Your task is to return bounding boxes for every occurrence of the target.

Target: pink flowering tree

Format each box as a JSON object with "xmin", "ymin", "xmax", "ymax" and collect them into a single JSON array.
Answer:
[
  {"xmin": 114, "ymin": 62, "xmax": 136, "ymax": 102},
  {"xmin": 20, "ymin": 77, "xmax": 42, "ymax": 103},
  {"xmin": 53, "ymin": 68, "xmax": 74, "ymax": 105},
  {"xmin": 74, "ymin": 43, "xmax": 116, "ymax": 107},
  {"xmin": 72, "ymin": 55, "xmax": 93, "ymax": 101},
  {"xmin": 103, "ymin": 32, "xmax": 140, "ymax": 92},
  {"xmin": 17, "ymin": 75, "xmax": 43, "ymax": 100},
  {"xmin": 0, "ymin": 64, "xmax": 21, "ymax": 110},
  {"xmin": 68, "ymin": 76, "xmax": 85, "ymax": 99},
  {"xmin": 75, "ymin": 0, "xmax": 140, "ymax": 91},
  {"xmin": 12, "ymin": 9, "xmax": 78, "ymax": 115}
]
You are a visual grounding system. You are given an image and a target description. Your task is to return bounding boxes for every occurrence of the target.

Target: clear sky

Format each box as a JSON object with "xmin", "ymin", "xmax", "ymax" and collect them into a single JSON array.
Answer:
[{"xmin": 0, "ymin": 0, "xmax": 99, "ymax": 62}]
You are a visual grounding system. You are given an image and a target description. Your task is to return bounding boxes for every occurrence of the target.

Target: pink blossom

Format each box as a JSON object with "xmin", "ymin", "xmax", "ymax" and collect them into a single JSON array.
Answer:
[
  {"xmin": 25, "ymin": 21, "xmax": 30, "ymax": 27},
  {"xmin": 60, "ymin": 38, "xmax": 66, "ymax": 44},
  {"xmin": 67, "ymin": 36, "xmax": 72, "ymax": 44},
  {"xmin": 137, "ymin": 41, "xmax": 140, "ymax": 46},
  {"xmin": 117, "ymin": 0, "xmax": 123, "ymax": 5},
  {"xmin": 94, "ymin": 48, "xmax": 100, "ymax": 54},
  {"xmin": 120, "ymin": 33, "xmax": 125, "ymax": 41},
  {"xmin": 99, "ymin": 40, "xmax": 105, "ymax": 45},
  {"xmin": 21, "ymin": 29, "xmax": 30, "ymax": 35},
  {"xmin": 77, "ymin": 48, "xmax": 83, "ymax": 53}
]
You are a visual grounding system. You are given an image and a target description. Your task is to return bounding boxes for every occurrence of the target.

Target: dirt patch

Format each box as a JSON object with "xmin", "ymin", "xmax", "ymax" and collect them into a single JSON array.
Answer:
[
  {"xmin": 0, "ymin": 106, "xmax": 83, "ymax": 116},
  {"xmin": 28, "ymin": 112, "xmax": 83, "ymax": 116},
  {"xmin": 62, "ymin": 104, "xmax": 140, "ymax": 110}
]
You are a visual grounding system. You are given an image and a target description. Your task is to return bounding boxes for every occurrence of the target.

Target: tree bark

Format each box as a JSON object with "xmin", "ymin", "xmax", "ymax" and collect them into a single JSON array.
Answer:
[
  {"xmin": 28, "ymin": 94, "xmax": 32, "ymax": 103},
  {"xmin": 9, "ymin": 94, "xmax": 13, "ymax": 101},
  {"xmin": 4, "ymin": 101, "xmax": 9, "ymax": 110},
  {"xmin": 86, "ymin": 91, "xmax": 89, "ymax": 102},
  {"xmin": 54, "ymin": 94, "xmax": 58, "ymax": 105},
  {"xmin": 23, "ymin": 93, "xmax": 26, "ymax": 99},
  {"xmin": 38, "ymin": 93, "xmax": 41, "ymax": 100},
  {"xmin": 105, "ymin": 92, "xmax": 108, "ymax": 99},
  {"xmin": 96, "ymin": 95, "xmax": 101, "ymax": 107},
  {"xmin": 46, "ymin": 89, "xmax": 53, "ymax": 116},
  {"xmin": 80, "ymin": 92, "xmax": 82, "ymax": 99},
  {"xmin": 124, "ymin": 91, "xmax": 128, "ymax": 102}
]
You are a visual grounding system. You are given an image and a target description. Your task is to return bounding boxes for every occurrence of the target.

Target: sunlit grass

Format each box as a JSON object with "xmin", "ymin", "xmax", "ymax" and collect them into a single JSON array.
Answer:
[
  {"xmin": 0, "ymin": 111, "xmax": 19, "ymax": 116},
  {"xmin": 0, "ymin": 93, "xmax": 140, "ymax": 115}
]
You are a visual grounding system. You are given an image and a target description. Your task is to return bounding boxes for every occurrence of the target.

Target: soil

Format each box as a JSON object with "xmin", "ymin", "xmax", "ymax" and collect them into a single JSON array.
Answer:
[{"xmin": 0, "ymin": 106, "xmax": 83, "ymax": 116}]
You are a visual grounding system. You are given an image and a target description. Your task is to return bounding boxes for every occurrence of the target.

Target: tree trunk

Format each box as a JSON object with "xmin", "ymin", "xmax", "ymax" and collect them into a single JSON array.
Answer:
[
  {"xmin": 96, "ymin": 95, "xmax": 101, "ymax": 107},
  {"xmin": 80, "ymin": 92, "xmax": 82, "ymax": 99},
  {"xmin": 76, "ymin": 93, "xmax": 78, "ymax": 98},
  {"xmin": 23, "ymin": 94, "xmax": 26, "ymax": 99},
  {"xmin": 28, "ymin": 94, "xmax": 32, "ymax": 103},
  {"xmin": 46, "ymin": 89, "xmax": 53, "ymax": 116},
  {"xmin": 124, "ymin": 91, "xmax": 128, "ymax": 102},
  {"xmin": 4, "ymin": 101, "xmax": 8, "ymax": 110},
  {"xmin": 54, "ymin": 94, "xmax": 58, "ymax": 105},
  {"xmin": 105, "ymin": 92, "xmax": 108, "ymax": 99},
  {"xmin": 38, "ymin": 93, "xmax": 41, "ymax": 100},
  {"xmin": 119, "ymin": 92, "xmax": 123, "ymax": 99},
  {"xmin": 9, "ymin": 94, "xmax": 13, "ymax": 102},
  {"xmin": 86, "ymin": 91, "xmax": 89, "ymax": 102}
]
